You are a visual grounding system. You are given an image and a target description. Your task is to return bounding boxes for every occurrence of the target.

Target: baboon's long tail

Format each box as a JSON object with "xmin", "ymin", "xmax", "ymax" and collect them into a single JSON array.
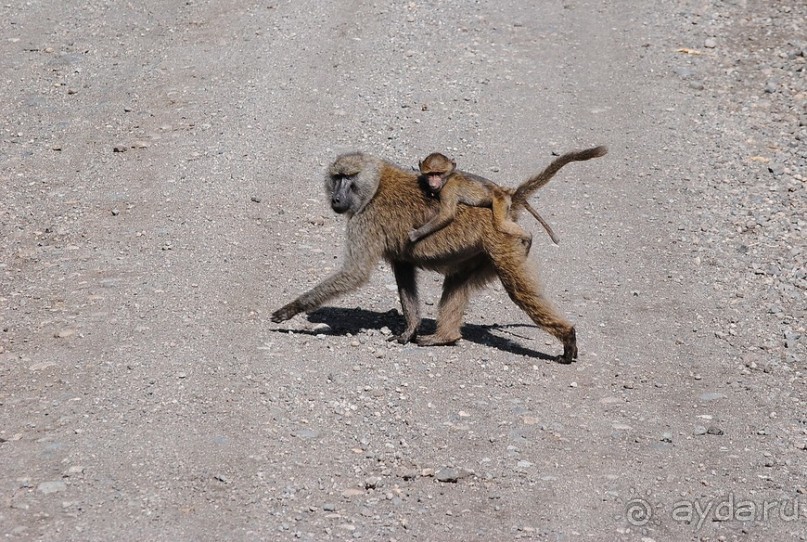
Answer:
[
  {"xmin": 511, "ymin": 146, "xmax": 607, "ymax": 207},
  {"xmin": 523, "ymin": 202, "xmax": 560, "ymax": 245}
]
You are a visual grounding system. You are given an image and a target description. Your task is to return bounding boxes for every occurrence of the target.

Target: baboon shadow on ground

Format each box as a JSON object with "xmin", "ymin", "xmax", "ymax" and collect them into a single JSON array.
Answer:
[{"xmin": 273, "ymin": 306, "xmax": 558, "ymax": 362}]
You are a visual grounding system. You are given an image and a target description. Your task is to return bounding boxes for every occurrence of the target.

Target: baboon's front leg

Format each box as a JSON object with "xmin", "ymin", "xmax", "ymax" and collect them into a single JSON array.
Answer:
[
  {"xmin": 272, "ymin": 245, "xmax": 378, "ymax": 323},
  {"xmin": 390, "ymin": 261, "xmax": 420, "ymax": 343}
]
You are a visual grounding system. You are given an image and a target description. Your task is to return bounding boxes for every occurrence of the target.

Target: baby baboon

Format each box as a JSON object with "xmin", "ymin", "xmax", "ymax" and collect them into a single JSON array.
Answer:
[
  {"xmin": 416, "ymin": 152, "xmax": 562, "ymax": 245},
  {"xmin": 411, "ymin": 152, "xmax": 530, "ymax": 243},
  {"xmin": 271, "ymin": 146, "xmax": 607, "ymax": 362}
]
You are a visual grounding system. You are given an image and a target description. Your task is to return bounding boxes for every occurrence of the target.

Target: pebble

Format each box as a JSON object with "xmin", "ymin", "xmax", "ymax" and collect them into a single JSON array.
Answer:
[
  {"xmin": 784, "ymin": 330, "xmax": 799, "ymax": 349},
  {"xmin": 693, "ymin": 425, "xmax": 708, "ymax": 436},
  {"xmin": 673, "ymin": 66, "xmax": 694, "ymax": 79},
  {"xmin": 397, "ymin": 468, "xmax": 419, "ymax": 480},
  {"xmin": 291, "ymin": 428, "xmax": 320, "ymax": 439},
  {"xmin": 311, "ymin": 323, "xmax": 331, "ymax": 334},
  {"xmin": 63, "ymin": 465, "xmax": 84, "ymax": 477},
  {"xmin": 704, "ymin": 37, "xmax": 717, "ymax": 48},
  {"xmin": 661, "ymin": 432, "xmax": 673, "ymax": 443},
  {"xmin": 341, "ymin": 488, "xmax": 364, "ymax": 498},
  {"xmin": 436, "ymin": 468, "xmax": 461, "ymax": 483},
  {"xmin": 706, "ymin": 426, "xmax": 724, "ymax": 436},
  {"xmin": 364, "ymin": 476, "xmax": 382, "ymax": 489},
  {"xmin": 37, "ymin": 481, "xmax": 67, "ymax": 494},
  {"xmin": 698, "ymin": 392, "xmax": 725, "ymax": 401},
  {"xmin": 435, "ymin": 467, "xmax": 472, "ymax": 483}
]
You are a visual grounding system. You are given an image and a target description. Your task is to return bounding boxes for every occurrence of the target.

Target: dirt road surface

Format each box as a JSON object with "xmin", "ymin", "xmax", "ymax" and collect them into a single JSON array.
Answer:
[{"xmin": 1, "ymin": 1, "xmax": 804, "ymax": 540}]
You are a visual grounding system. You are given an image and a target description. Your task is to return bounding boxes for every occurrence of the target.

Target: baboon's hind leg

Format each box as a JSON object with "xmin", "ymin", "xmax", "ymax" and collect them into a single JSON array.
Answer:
[
  {"xmin": 492, "ymin": 193, "xmax": 531, "ymax": 242},
  {"xmin": 417, "ymin": 259, "xmax": 496, "ymax": 346},
  {"xmin": 489, "ymin": 245, "xmax": 577, "ymax": 362}
]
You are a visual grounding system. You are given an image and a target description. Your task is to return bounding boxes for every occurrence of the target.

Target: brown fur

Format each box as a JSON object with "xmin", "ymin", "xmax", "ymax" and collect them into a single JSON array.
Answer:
[{"xmin": 271, "ymin": 146, "xmax": 607, "ymax": 362}]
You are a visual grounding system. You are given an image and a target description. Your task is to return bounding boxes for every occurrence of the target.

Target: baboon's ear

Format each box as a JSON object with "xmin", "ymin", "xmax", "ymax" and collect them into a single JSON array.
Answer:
[{"xmin": 418, "ymin": 160, "xmax": 423, "ymax": 169}]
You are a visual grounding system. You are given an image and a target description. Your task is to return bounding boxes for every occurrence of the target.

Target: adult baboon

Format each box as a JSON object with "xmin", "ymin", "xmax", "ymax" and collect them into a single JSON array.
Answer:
[{"xmin": 271, "ymin": 146, "xmax": 607, "ymax": 362}]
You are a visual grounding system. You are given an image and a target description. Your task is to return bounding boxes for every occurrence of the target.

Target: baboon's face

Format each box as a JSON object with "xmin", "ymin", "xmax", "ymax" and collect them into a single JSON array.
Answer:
[
  {"xmin": 325, "ymin": 153, "xmax": 380, "ymax": 215},
  {"xmin": 328, "ymin": 172, "xmax": 359, "ymax": 214},
  {"xmin": 419, "ymin": 153, "xmax": 455, "ymax": 193},
  {"xmin": 423, "ymin": 172, "xmax": 448, "ymax": 192}
]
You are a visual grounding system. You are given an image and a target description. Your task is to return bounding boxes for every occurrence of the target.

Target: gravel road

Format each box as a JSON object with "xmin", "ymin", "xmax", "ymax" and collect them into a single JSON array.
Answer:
[{"xmin": 1, "ymin": 1, "xmax": 804, "ymax": 541}]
